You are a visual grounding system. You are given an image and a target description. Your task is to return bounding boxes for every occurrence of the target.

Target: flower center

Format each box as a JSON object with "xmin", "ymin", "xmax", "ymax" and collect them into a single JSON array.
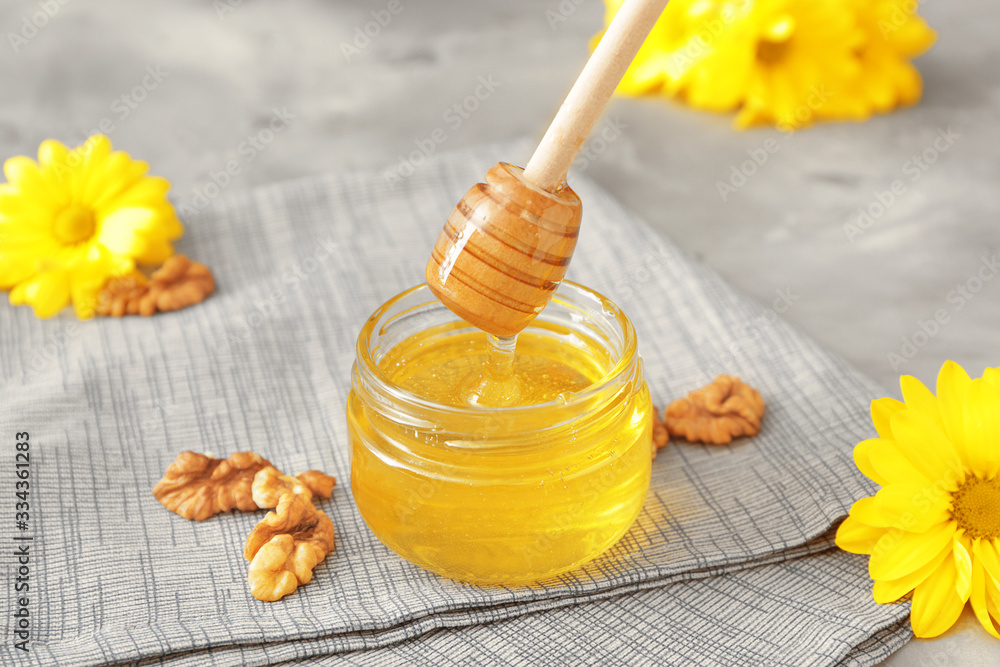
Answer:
[
  {"xmin": 53, "ymin": 204, "xmax": 96, "ymax": 245},
  {"xmin": 757, "ymin": 15, "xmax": 795, "ymax": 64},
  {"xmin": 951, "ymin": 476, "xmax": 1000, "ymax": 540}
]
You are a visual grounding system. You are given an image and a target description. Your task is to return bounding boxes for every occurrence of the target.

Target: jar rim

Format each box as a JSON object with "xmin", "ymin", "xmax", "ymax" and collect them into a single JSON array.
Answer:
[{"xmin": 354, "ymin": 281, "xmax": 640, "ymax": 418}]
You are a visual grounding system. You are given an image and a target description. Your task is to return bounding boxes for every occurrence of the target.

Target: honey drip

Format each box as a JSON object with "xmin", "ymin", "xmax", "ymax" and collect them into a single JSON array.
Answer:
[{"xmin": 461, "ymin": 334, "xmax": 523, "ymax": 407}]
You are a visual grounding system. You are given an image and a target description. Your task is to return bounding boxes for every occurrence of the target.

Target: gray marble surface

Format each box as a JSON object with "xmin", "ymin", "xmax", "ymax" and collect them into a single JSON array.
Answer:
[{"xmin": 1, "ymin": 0, "xmax": 997, "ymax": 663}]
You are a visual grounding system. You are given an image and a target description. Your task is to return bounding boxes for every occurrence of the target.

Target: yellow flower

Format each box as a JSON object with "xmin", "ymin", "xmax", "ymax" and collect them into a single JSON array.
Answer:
[
  {"xmin": 845, "ymin": 0, "xmax": 936, "ymax": 114},
  {"xmin": 837, "ymin": 361, "xmax": 1000, "ymax": 639},
  {"xmin": 0, "ymin": 135, "xmax": 182, "ymax": 318},
  {"xmin": 597, "ymin": 0, "xmax": 935, "ymax": 129}
]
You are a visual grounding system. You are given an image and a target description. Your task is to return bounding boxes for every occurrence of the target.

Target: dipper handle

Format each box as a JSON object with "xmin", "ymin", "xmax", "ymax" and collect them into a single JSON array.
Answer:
[{"xmin": 524, "ymin": 0, "xmax": 669, "ymax": 191}]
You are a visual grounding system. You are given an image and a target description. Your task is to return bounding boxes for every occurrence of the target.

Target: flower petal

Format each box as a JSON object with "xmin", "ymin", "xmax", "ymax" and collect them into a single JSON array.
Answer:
[
  {"xmin": 868, "ymin": 438, "xmax": 932, "ymax": 486},
  {"xmin": 984, "ymin": 367, "xmax": 1000, "ymax": 391},
  {"xmin": 871, "ymin": 397, "xmax": 905, "ymax": 440},
  {"xmin": 37, "ymin": 138, "xmax": 69, "ymax": 168},
  {"xmin": 954, "ymin": 533, "xmax": 974, "ymax": 601},
  {"xmin": 65, "ymin": 135, "xmax": 113, "ymax": 204},
  {"xmin": 854, "ymin": 438, "xmax": 889, "ymax": 486},
  {"xmin": 36, "ymin": 138, "xmax": 76, "ymax": 192},
  {"xmin": 901, "ymin": 374, "xmax": 946, "ymax": 429},
  {"xmin": 836, "ymin": 515, "xmax": 888, "ymax": 555},
  {"xmin": 937, "ymin": 360, "xmax": 972, "ymax": 460},
  {"xmin": 874, "ymin": 483, "xmax": 950, "ymax": 533},
  {"xmin": 100, "ymin": 175, "xmax": 171, "ymax": 211},
  {"xmin": 890, "ymin": 408, "xmax": 964, "ymax": 489},
  {"xmin": 987, "ymin": 567, "xmax": 1000, "ymax": 618},
  {"xmin": 970, "ymin": 556, "xmax": 1000, "ymax": 639},
  {"xmin": 974, "ymin": 538, "xmax": 1000, "ymax": 586},
  {"xmin": 4, "ymin": 155, "xmax": 63, "ymax": 206},
  {"xmin": 9, "ymin": 269, "xmax": 70, "ymax": 318},
  {"xmin": 850, "ymin": 496, "xmax": 893, "ymax": 527},
  {"xmin": 0, "ymin": 254, "xmax": 38, "ymax": 290},
  {"xmin": 97, "ymin": 207, "xmax": 179, "ymax": 264},
  {"xmin": 868, "ymin": 521, "xmax": 955, "ymax": 581},
  {"xmin": 910, "ymin": 555, "xmax": 967, "ymax": 638},
  {"xmin": 962, "ymin": 379, "xmax": 1000, "ymax": 479},
  {"xmin": 873, "ymin": 544, "xmax": 950, "ymax": 604}
]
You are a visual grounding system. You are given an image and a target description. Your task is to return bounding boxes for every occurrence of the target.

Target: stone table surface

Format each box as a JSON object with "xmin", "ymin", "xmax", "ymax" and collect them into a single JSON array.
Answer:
[{"xmin": 1, "ymin": 0, "xmax": 997, "ymax": 664}]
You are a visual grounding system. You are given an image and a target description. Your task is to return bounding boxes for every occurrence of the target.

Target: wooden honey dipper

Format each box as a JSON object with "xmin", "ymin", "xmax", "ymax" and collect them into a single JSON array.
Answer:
[{"xmin": 426, "ymin": 0, "xmax": 668, "ymax": 338}]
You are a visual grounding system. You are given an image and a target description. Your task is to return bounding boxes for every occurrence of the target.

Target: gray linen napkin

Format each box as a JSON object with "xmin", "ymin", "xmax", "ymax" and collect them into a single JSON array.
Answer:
[
  {"xmin": 96, "ymin": 549, "xmax": 911, "ymax": 666},
  {"xmin": 0, "ymin": 142, "xmax": 907, "ymax": 665}
]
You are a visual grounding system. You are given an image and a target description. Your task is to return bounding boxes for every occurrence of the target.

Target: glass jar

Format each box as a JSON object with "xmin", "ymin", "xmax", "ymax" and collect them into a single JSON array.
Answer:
[{"xmin": 347, "ymin": 281, "xmax": 652, "ymax": 584}]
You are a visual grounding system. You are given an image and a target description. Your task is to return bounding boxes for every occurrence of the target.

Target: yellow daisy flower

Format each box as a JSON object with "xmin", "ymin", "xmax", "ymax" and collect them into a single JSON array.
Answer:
[
  {"xmin": 0, "ymin": 135, "xmax": 182, "ymax": 318},
  {"xmin": 844, "ymin": 0, "xmax": 936, "ymax": 114},
  {"xmin": 837, "ymin": 361, "xmax": 1000, "ymax": 638},
  {"xmin": 597, "ymin": 0, "xmax": 935, "ymax": 130}
]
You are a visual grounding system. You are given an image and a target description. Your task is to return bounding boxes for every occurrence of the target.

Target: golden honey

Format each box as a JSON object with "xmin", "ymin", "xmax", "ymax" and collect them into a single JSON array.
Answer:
[{"xmin": 348, "ymin": 282, "xmax": 652, "ymax": 584}]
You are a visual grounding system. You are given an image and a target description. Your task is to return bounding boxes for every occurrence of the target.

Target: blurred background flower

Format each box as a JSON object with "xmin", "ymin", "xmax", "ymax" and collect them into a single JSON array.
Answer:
[
  {"xmin": 596, "ymin": 0, "xmax": 936, "ymax": 129},
  {"xmin": 0, "ymin": 136, "xmax": 182, "ymax": 318}
]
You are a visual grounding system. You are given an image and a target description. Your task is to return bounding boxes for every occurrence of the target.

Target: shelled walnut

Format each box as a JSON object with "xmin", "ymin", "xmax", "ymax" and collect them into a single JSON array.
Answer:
[
  {"xmin": 95, "ymin": 254, "xmax": 215, "ymax": 317},
  {"xmin": 153, "ymin": 451, "xmax": 272, "ymax": 521},
  {"xmin": 95, "ymin": 274, "xmax": 149, "ymax": 317},
  {"xmin": 244, "ymin": 494, "xmax": 336, "ymax": 602},
  {"xmin": 665, "ymin": 376, "xmax": 766, "ymax": 445},
  {"xmin": 153, "ymin": 451, "xmax": 337, "ymax": 602},
  {"xmin": 295, "ymin": 470, "xmax": 337, "ymax": 499},
  {"xmin": 252, "ymin": 467, "xmax": 336, "ymax": 509},
  {"xmin": 145, "ymin": 254, "xmax": 215, "ymax": 313}
]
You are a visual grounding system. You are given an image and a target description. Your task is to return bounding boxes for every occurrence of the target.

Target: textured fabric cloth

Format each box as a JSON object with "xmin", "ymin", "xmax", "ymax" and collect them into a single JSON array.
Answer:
[
  {"xmin": 0, "ymin": 143, "xmax": 909, "ymax": 665},
  {"xmin": 88, "ymin": 549, "xmax": 911, "ymax": 667}
]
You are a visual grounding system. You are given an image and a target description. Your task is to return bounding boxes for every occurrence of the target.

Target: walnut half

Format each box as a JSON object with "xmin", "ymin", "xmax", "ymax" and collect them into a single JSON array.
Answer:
[
  {"xmin": 244, "ymin": 493, "xmax": 336, "ymax": 601},
  {"xmin": 295, "ymin": 470, "xmax": 337, "ymax": 500},
  {"xmin": 96, "ymin": 254, "xmax": 215, "ymax": 317},
  {"xmin": 251, "ymin": 466, "xmax": 335, "ymax": 509},
  {"xmin": 145, "ymin": 254, "xmax": 215, "ymax": 314},
  {"xmin": 665, "ymin": 375, "xmax": 766, "ymax": 445},
  {"xmin": 152, "ymin": 451, "xmax": 272, "ymax": 521},
  {"xmin": 153, "ymin": 451, "xmax": 337, "ymax": 601}
]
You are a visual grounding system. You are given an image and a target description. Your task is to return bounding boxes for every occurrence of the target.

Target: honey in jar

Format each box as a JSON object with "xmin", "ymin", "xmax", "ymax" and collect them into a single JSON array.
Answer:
[{"xmin": 348, "ymin": 281, "xmax": 652, "ymax": 584}]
